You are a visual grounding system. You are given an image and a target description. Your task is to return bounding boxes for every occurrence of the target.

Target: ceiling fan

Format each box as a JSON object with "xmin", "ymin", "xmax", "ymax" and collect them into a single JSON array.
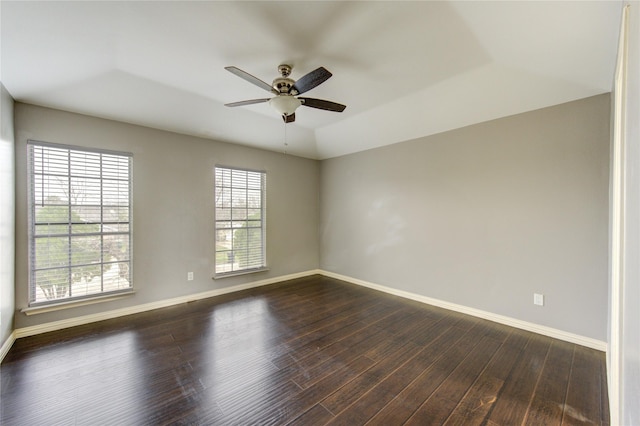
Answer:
[{"xmin": 224, "ymin": 64, "xmax": 346, "ymax": 123}]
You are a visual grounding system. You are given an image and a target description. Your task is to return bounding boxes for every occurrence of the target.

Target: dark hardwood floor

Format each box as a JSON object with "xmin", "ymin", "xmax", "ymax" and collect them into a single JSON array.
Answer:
[{"xmin": 1, "ymin": 275, "xmax": 609, "ymax": 425}]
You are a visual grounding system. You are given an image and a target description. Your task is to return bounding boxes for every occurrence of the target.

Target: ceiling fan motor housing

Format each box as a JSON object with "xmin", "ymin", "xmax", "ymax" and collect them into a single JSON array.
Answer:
[
  {"xmin": 272, "ymin": 77, "xmax": 295, "ymax": 94},
  {"xmin": 273, "ymin": 64, "xmax": 297, "ymax": 94}
]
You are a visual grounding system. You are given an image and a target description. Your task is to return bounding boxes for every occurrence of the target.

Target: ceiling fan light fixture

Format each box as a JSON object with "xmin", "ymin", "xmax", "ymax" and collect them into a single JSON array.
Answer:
[{"xmin": 269, "ymin": 95, "xmax": 301, "ymax": 116}]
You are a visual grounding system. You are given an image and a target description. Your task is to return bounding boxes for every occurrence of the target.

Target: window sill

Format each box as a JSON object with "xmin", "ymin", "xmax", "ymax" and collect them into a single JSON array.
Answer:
[
  {"xmin": 213, "ymin": 267, "xmax": 269, "ymax": 280},
  {"xmin": 21, "ymin": 290, "xmax": 136, "ymax": 316}
]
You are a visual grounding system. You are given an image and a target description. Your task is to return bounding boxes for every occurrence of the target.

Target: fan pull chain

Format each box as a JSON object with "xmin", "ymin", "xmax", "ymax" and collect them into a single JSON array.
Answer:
[{"xmin": 283, "ymin": 120, "xmax": 289, "ymax": 155}]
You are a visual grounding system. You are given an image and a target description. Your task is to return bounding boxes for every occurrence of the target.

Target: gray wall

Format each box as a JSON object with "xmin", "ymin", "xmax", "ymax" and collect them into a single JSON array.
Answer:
[
  {"xmin": 13, "ymin": 103, "xmax": 320, "ymax": 329},
  {"xmin": 320, "ymin": 94, "xmax": 610, "ymax": 341},
  {"xmin": 0, "ymin": 84, "xmax": 15, "ymax": 345}
]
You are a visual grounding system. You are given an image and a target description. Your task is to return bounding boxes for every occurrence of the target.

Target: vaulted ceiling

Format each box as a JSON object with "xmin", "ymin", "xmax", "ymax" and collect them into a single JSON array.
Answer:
[{"xmin": 1, "ymin": 1, "xmax": 623, "ymax": 159}]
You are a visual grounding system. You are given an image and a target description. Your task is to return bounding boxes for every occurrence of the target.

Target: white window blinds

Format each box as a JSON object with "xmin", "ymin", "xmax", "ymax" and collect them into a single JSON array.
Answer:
[
  {"xmin": 214, "ymin": 166, "xmax": 266, "ymax": 276},
  {"xmin": 27, "ymin": 141, "xmax": 133, "ymax": 305}
]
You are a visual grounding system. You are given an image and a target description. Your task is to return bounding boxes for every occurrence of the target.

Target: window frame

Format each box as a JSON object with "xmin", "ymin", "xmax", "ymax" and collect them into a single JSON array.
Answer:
[
  {"xmin": 214, "ymin": 165, "xmax": 267, "ymax": 278},
  {"xmin": 27, "ymin": 140, "xmax": 133, "ymax": 307}
]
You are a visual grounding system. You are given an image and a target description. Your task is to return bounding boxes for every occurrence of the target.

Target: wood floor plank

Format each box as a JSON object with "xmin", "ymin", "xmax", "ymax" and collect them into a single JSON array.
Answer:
[
  {"xmin": 441, "ymin": 331, "xmax": 527, "ymax": 425},
  {"xmin": 562, "ymin": 346, "xmax": 604, "ymax": 425},
  {"xmin": 0, "ymin": 275, "xmax": 609, "ymax": 426},
  {"xmin": 360, "ymin": 326, "xmax": 474, "ymax": 424},
  {"xmin": 213, "ymin": 376, "xmax": 302, "ymax": 421},
  {"xmin": 270, "ymin": 304, "xmax": 399, "ymax": 369},
  {"xmin": 523, "ymin": 339, "xmax": 574, "ymax": 425},
  {"xmin": 287, "ymin": 403, "xmax": 335, "ymax": 426},
  {"xmin": 484, "ymin": 333, "xmax": 552, "ymax": 425},
  {"xmin": 288, "ymin": 325, "xmax": 392, "ymax": 389},
  {"xmin": 247, "ymin": 355, "xmax": 374, "ymax": 425},
  {"xmin": 402, "ymin": 335, "xmax": 503, "ymax": 424},
  {"xmin": 442, "ymin": 374, "xmax": 504, "ymax": 426},
  {"xmin": 318, "ymin": 341, "xmax": 423, "ymax": 415},
  {"xmin": 326, "ymin": 321, "xmax": 487, "ymax": 424},
  {"xmin": 403, "ymin": 395, "xmax": 459, "ymax": 426}
]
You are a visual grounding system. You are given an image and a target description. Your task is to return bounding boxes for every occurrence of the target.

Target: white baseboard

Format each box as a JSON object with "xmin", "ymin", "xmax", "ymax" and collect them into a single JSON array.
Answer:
[
  {"xmin": 318, "ymin": 270, "xmax": 607, "ymax": 352},
  {"xmin": 14, "ymin": 269, "xmax": 320, "ymax": 339},
  {"xmin": 10, "ymin": 268, "xmax": 606, "ymax": 353},
  {"xmin": 0, "ymin": 331, "xmax": 16, "ymax": 363}
]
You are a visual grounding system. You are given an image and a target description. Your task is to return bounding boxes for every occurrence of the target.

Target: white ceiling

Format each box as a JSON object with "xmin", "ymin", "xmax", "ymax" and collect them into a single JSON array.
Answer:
[{"xmin": 1, "ymin": 1, "xmax": 623, "ymax": 159}]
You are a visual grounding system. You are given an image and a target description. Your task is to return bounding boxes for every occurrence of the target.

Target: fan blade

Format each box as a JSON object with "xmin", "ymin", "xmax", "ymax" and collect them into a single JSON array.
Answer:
[
  {"xmin": 225, "ymin": 66, "xmax": 277, "ymax": 94},
  {"xmin": 225, "ymin": 98, "xmax": 271, "ymax": 107},
  {"xmin": 282, "ymin": 113, "xmax": 296, "ymax": 123},
  {"xmin": 299, "ymin": 97, "xmax": 346, "ymax": 112},
  {"xmin": 291, "ymin": 67, "xmax": 332, "ymax": 95}
]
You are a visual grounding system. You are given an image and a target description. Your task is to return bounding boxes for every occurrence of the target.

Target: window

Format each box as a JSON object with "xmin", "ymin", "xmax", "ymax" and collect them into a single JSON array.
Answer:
[
  {"xmin": 27, "ymin": 141, "xmax": 132, "ymax": 306},
  {"xmin": 214, "ymin": 166, "xmax": 266, "ymax": 276}
]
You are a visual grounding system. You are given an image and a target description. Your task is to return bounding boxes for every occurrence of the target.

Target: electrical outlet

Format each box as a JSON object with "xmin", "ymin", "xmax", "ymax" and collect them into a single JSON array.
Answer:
[
  {"xmin": 534, "ymin": 293, "xmax": 544, "ymax": 306},
  {"xmin": 187, "ymin": 272, "xmax": 194, "ymax": 281}
]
